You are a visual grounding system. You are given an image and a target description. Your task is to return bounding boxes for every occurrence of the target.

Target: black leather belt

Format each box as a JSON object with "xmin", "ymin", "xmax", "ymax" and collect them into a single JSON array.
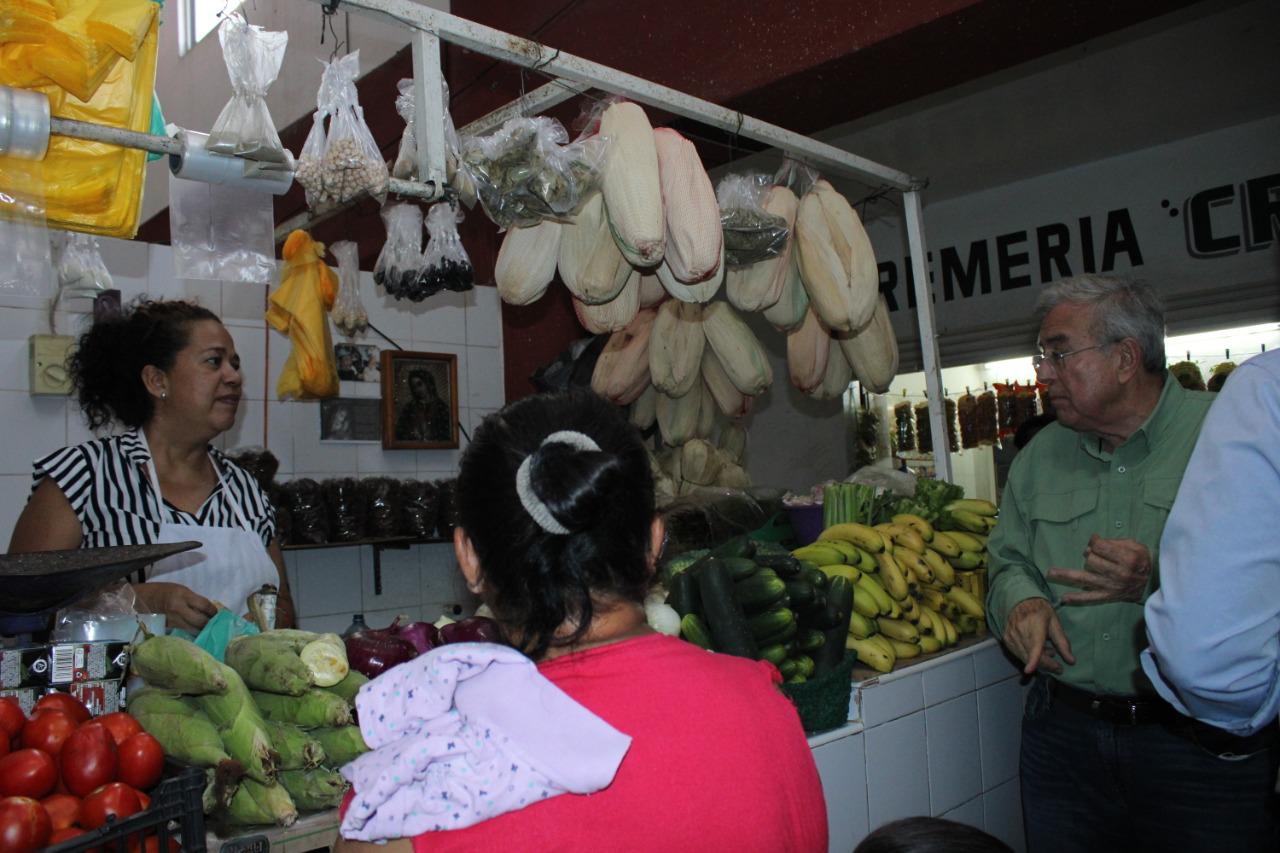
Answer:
[{"xmin": 1051, "ymin": 680, "xmax": 1178, "ymax": 726}]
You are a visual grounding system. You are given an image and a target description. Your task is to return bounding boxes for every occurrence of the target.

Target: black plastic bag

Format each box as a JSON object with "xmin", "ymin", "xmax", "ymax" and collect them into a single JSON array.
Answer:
[
  {"xmin": 280, "ymin": 478, "xmax": 329, "ymax": 545},
  {"xmin": 399, "ymin": 479, "xmax": 440, "ymax": 539},
  {"xmin": 359, "ymin": 477, "xmax": 402, "ymax": 539},
  {"xmin": 322, "ymin": 478, "xmax": 366, "ymax": 543}
]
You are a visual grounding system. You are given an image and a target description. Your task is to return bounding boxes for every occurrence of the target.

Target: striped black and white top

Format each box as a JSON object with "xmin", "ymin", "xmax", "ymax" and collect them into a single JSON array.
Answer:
[{"xmin": 32, "ymin": 431, "xmax": 276, "ymax": 549}]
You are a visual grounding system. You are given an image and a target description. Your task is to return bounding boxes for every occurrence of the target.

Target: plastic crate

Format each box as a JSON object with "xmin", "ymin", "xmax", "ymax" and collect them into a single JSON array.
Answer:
[
  {"xmin": 43, "ymin": 763, "xmax": 207, "ymax": 853},
  {"xmin": 780, "ymin": 653, "xmax": 858, "ymax": 735}
]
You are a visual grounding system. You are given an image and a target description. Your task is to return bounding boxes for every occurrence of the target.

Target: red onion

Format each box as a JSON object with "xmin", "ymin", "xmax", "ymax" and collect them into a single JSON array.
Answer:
[
  {"xmin": 344, "ymin": 616, "xmax": 417, "ymax": 677},
  {"xmin": 393, "ymin": 620, "xmax": 442, "ymax": 655},
  {"xmin": 438, "ymin": 616, "xmax": 503, "ymax": 645}
]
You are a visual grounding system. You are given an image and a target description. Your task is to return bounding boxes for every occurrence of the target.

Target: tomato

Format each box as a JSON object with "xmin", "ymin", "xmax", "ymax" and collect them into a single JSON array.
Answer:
[
  {"xmin": 40, "ymin": 793, "xmax": 80, "ymax": 831},
  {"xmin": 116, "ymin": 733, "xmax": 163, "ymax": 791},
  {"xmin": 0, "ymin": 796, "xmax": 52, "ymax": 853},
  {"xmin": 135, "ymin": 789, "xmax": 151, "ymax": 810},
  {"xmin": 0, "ymin": 698, "xmax": 25, "ymax": 739},
  {"xmin": 79, "ymin": 783, "xmax": 141, "ymax": 830},
  {"xmin": 49, "ymin": 826, "xmax": 86, "ymax": 844},
  {"xmin": 33, "ymin": 693, "xmax": 90, "ymax": 726},
  {"xmin": 140, "ymin": 834, "xmax": 181, "ymax": 853},
  {"xmin": 21, "ymin": 710, "xmax": 77, "ymax": 757},
  {"xmin": 60, "ymin": 723, "xmax": 117, "ymax": 797},
  {"xmin": 0, "ymin": 737, "xmax": 8, "ymax": 759},
  {"xmin": 95, "ymin": 712, "xmax": 143, "ymax": 747},
  {"xmin": 0, "ymin": 749, "xmax": 57, "ymax": 799}
]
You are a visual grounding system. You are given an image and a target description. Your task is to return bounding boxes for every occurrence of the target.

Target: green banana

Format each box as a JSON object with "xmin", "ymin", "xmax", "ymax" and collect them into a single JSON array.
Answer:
[
  {"xmin": 944, "ymin": 499, "xmax": 998, "ymax": 517},
  {"xmin": 847, "ymin": 612, "xmax": 878, "ymax": 639},
  {"xmin": 852, "ymin": 587, "xmax": 881, "ymax": 619},
  {"xmin": 930, "ymin": 532, "xmax": 962, "ymax": 558},
  {"xmin": 924, "ymin": 548, "xmax": 955, "ymax": 587},
  {"xmin": 793, "ymin": 543, "xmax": 846, "ymax": 565},
  {"xmin": 946, "ymin": 586, "xmax": 985, "ymax": 618},
  {"xmin": 948, "ymin": 550, "xmax": 983, "ymax": 570},
  {"xmin": 948, "ymin": 510, "xmax": 990, "ymax": 534},
  {"xmin": 817, "ymin": 539, "xmax": 864, "ymax": 564},
  {"xmin": 918, "ymin": 635, "xmax": 943, "ymax": 654},
  {"xmin": 944, "ymin": 530, "xmax": 986, "ymax": 552}
]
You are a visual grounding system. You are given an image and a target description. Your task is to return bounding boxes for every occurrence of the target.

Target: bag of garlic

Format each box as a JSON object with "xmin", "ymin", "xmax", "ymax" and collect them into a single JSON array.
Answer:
[
  {"xmin": 204, "ymin": 11, "xmax": 289, "ymax": 163},
  {"xmin": 373, "ymin": 202, "xmax": 424, "ymax": 299},
  {"xmin": 415, "ymin": 201, "xmax": 474, "ymax": 300},
  {"xmin": 321, "ymin": 51, "xmax": 389, "ymax": 205},
  {"xmin": 330, "ymin": 240, "xmax": 369, "ymax": 338}
]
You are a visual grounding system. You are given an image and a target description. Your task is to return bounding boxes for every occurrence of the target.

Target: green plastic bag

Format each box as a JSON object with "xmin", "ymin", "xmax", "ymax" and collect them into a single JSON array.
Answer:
[
  {"xmin": 171, "ymin": 608, "xmax": 259, "ymax": 661},
  {"xmin": 146, "ymin": 93, "xmax": 165, "ymax": 162}
]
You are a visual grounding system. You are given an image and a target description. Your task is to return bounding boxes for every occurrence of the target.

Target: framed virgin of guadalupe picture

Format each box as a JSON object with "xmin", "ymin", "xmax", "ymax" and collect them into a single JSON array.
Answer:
[{"xmin": 380, "ymin": 350, "xmax": 459, "ymax": 450}]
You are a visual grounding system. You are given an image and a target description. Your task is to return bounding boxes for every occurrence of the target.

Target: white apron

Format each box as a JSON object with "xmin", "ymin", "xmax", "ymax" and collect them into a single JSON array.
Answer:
[{"xmin": 138, "ymin": 431, "xmax": 278, "ymax": 618}]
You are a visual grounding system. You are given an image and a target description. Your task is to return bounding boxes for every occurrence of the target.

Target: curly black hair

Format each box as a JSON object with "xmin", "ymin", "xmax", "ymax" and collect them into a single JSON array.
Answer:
[
  {"xmin": 456, "ymin": 391, "xmax": 656, "ymax": 660},
  {"xmin": 69, "ymin": 299, "xmax": 221, "ymax": 430}
]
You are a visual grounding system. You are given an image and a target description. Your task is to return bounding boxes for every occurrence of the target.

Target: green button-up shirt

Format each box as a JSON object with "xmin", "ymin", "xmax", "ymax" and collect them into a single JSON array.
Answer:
[{"xmin": 986, "ymin": 375, "xmax": 1214, "ymax": 695}]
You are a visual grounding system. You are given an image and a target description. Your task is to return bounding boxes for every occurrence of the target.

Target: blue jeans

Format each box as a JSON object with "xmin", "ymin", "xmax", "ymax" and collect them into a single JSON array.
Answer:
[{"xmin": 1020, "ymin": 678, "xmax": 1279, "ymax": 853}]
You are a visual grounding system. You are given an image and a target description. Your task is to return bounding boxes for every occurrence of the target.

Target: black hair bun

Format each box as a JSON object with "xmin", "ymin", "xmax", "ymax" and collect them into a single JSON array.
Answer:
[{"xmin": 528, "ymin": 441, "xmax": 623, "ymax": 534}]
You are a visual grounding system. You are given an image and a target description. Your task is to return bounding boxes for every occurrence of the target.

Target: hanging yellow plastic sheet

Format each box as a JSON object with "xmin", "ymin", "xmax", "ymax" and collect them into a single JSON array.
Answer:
[
  {"xmin": 0, "ymin": 0, "xmax": 57, "ymax": 44},
  {"xmin": 85, "ymin": 0, "xmax": 157, "ymax": 61},
  {"xmin": 268, "ymin": 231, "xmax": 341, "ymax": 400},
  {"xmin": 0, "ymin": 3, "xmax": 159, "ymax": 238}
]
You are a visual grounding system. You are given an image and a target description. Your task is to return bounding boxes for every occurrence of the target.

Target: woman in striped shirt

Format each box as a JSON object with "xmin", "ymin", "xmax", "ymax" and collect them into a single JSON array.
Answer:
[{"xmin": 9, "ymin": 300, "xmax": 294, "ymax": 633}]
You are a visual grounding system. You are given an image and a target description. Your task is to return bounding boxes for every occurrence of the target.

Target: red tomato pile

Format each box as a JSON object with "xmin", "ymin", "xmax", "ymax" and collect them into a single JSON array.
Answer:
[{"xmin": 0, "ymin": 694, "xmax": 166, "ymax": 853}]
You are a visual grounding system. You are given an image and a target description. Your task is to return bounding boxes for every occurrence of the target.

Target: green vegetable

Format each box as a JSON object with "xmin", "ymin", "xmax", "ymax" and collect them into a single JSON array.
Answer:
[
  {"xmin": 130, "ymin": 636, "xmax": 227, "ymax": 695},
  {"xmin": 812, "ymin": 576, "xmax": 855, "ymax": 677},
  {"xmin": 695, "ymin": 559, "xmax": 758, "ymax": 659},
  {"xmin": 783, "ymin": 579, "xmax": 818, "ymax": 613},
  {"xmin": 719, "ymin": 556, "xmax": 759, "ymax": 582},
  {"xmin": 225, "ymin": 635, "xmax": 313, "ymax": 696},
  {"xmin": 198, "ymin": 664, "xmax": 280, "ymax": 783},
  {"xmin": 252, "ymin": 689, "xmax": 353, "ymax": 729},
  {"xmin": 225, "ymin": 779, "xmax": 298, "ymax": 827},
  {"xmin": 796, "ymin": 628, "xmax": 826, "ymax": 654},
  {"xmin": 323, "ymin": 670, "xmax": 368, "ymax": 704},
  {"xmin": 264, "ymin": 721, "xmax": 325, "ymax": 770},
  {"xmin": 312, "ymin": 726, "xmax": 369, "ymax": 766},
  {"xmin": 661, "ymin": 549, "xmax": 708, "ymax": 579},
  {"xmin": 753, "ymin": 552, "xmax": 802, "ymax": 578},
  {"xmin": 278, "ymin": 769, "xmax": 348, "ymax": 811},
  {"xmin": 134, "ymin": 709, "xmax": 231, "ymax": 768},
  {"xmin": 756, "ymin": 643, "xmax": 788, "ymax": 666},
  {"xmin": 748, "ymin": 607, "xmax": 794, "ymax": 641},
  {"xmin": 666, "ymin": 570, "xmax": 701, "ymax": 617},
  {"xmin": 733, "ymin": 569, "xmax": 786, "ymax": 612},
  {"xmin": 679, "ymin": 613, "xmax": 715, "ymax": 650}
]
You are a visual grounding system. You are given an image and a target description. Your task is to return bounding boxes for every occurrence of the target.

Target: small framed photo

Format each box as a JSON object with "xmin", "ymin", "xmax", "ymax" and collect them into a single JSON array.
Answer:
[
  {"xmin": 381, "ymin": 350, "xmax": 459, "ymax": 450},
  {"xmin": 335, "ymin": 343, "xmax": 382, "ymax": 383},
  {"xmin": 320, "ymin": 398, "xmax": 382, "ymax": 442}
]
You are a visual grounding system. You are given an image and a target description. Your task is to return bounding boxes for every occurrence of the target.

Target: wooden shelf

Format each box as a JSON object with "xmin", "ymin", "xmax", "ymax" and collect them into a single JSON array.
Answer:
[{"xmin": 282, "ymin": 536, "xmax": 451, "ymax": 594}]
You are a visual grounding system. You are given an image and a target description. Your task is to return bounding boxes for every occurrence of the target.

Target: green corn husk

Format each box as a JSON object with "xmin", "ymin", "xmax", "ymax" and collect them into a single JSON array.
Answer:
[
  {"xmin": 202, "ymin": 763, "xmax": 243, "ymax": 815},
  {"xmin": 197, "ymin": 664, "xmax": 280, "ymax": 783},
  {"xmin": 225, "ymin": 635, "xmax": 313, "ymax": 696},
  {"xmin": 312, "ymin": 725, "xmax": 369, "ymax": 766},
  {"xmin": 127, "ymin": 687, "xmax": 197, "ymax": 717},
  {"xmin": 130, "ymin": 635, "xmax": 228, "ymax": 694},
  {"xmin": 264, "ymin": 721, "xmax": 325, "ymax": 770},
  {"xmin": 251, "ymin": 688, "xmax": 352, "ymax": 729},
  {"xmin": 255, "ymin": 628, "xmax": 321, "ymax": 651},
  {"xmin": 322, "ymin": 669, "xmax": 368, "ymax": 704},
  {"xmin": 277, "ymin": 769, "xmax": 349, "ymax": 811},
  {"xmin": 134, "ymin": 709, "xmax": 232, "ymax": 768},
  {"xmin": 225, "ymin": 779, "xmax": 298, "ymax": 827}
]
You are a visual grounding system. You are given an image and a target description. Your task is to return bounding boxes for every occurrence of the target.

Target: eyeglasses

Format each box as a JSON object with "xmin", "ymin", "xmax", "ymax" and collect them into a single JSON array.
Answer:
[{"xmin": 1032, "ymin": 344, "xmax": 1108, "ymax": 371}]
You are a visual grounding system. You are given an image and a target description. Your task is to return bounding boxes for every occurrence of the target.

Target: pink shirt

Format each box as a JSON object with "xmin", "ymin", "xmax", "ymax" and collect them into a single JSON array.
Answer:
[{"xmin": 404, "ymin": 634, "xmax": 827, "ymax": 852}]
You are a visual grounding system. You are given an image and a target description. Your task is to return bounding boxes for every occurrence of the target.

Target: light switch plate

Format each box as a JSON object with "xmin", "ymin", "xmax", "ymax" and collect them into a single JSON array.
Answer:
[{"xmin": 29, "ymin": 334, "xmax": 75, "ymax": 396}]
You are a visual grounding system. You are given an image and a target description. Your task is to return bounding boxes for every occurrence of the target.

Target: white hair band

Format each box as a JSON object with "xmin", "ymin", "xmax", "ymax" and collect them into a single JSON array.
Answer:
[{"xmin": 515, "ymin": 430, "xmax": 601, "ymax": 535}]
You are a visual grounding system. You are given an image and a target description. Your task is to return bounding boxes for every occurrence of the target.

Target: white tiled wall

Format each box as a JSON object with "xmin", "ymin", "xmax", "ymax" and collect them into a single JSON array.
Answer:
[
  {"xmin": 817, "ymin": 640, "xmax": 1028, "ymax": 852},
  {"xmin": 0, "ymin": 239, "xmax": 503, "ymax": 629}
]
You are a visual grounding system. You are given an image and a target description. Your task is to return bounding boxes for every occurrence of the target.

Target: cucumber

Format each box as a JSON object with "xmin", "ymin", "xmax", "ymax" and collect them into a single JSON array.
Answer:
[
  {"xmin": 756, "ymin": 643, "xmax": 788, "ymax": 666},
  {"xmin": 719, "ymin": 557, "xmax": 760, "ymax": 582},
  {"xmin": 788, "ymin": 673, "xmax": 808, "ymax": 684},
  {"xmin": 783, "ymin": 578, "xmax": 817, "ymax": 612},
  {"xmin": 753, "ymin": 553, "xmax": 802, "ymax": 579},
  {"xmin": 748, "ymin": 606, "xmax": 795, "ymax": 641},
  {"xmin": 662, "ymin": 548, "xmax": 708, "ymax": 579},
  {"xmin": 796, "ymin": 628, "xmax": 825, "ymax": 654},
  {"xmin": 680, "ymin": 613, "xmax": 714, "ymax": 650},
  {"xmin": 695, "ymin": 559, "xmax": 758, "ymax": 659},
  {"xmin": 793, "ymin": 654, "xmax": 815, "ymax": 679},
  {"xmin": 711, "ymin": 536, "xmax": 756, "ymax": 561},
  {"xmin": 734, "ymin": 569, "xmax": 786, "ymax": 612},
  {"xmin": 666, "ymin": 570, "xmax": 701, "ymax": 617},
  {"xmin": 778, "ymin": 658, "xmax": 800, "ymax": 680},
  {"xmin": 801, "ymin": 565, "xmax": 827, "ymax": 591},
  {"xmin": 812, "ymin": 575, "xmax": 854, "ymax": 677},
  {"xmin": 756, "ymin": 620, "xmax": 798, "ymax": 648}
]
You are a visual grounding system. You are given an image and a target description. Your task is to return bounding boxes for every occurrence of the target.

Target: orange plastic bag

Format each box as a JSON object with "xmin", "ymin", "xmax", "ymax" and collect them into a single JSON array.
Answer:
[{"xmin": 268, "ymin": 231, "xmax": 341, "ymax": 400}]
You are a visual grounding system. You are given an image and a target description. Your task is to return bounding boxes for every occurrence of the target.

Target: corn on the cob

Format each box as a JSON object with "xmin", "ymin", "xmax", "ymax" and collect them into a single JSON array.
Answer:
[
  {"xmin": 726, "ymin": 185, "xmax": 798, "ymax": 311},
  {"xmin": 811, "ymin": 334, "xmax": 854, "ymax": 399},
  {"xmin": 680, "ymin": 438, "xmax": 722, "ymax": 486},
  {"xmin": 574, "ymin": 269, "xmax": 640, "ymax": 334},
  {"xmin": 701, "ymin": 300, "xmax": 773, "ymax": 396},
  {"xmin": 653, "ymin": 128, "xmax": 721, "ymax": 283},
  {"xmin": 656, "ymin": 242, "xmax": 724, "ymax": 303},
  {"xmin": 649, "ymin": 300, "xmax": 705, "ymax": 397},
  {"xmin": 638, "ymin": 272, "xmax": 666, "ymax": 308},
  {"xmin": 656, "ymin": 387, "xmax": 701, "ymax": 447},
  {"xmin": 590, "ymin": 307, "xmax": 657, "ymax": 405},
  {"xmin": 696, "ymin": 380, "xmax": 716, "ymax": 439},
  {"xmin": 719, "ymin": 422, "xmax": 747, "ymax": 463},
  {"xmin": 559, "ymin": 191, "xmax": 631, "ymax": 305},
  {"xmin": 496, "ymin": 219, "xmax": 561, "ymax": 306},
  {"xmin": 795, "ymin": 179, "xmax": 877, "ymax": 332},
  {"xmin": 787, "ymin": 306, "xmax": 831, "ymax": 393},
  {"xmin": 764, "ymin": 248, "xmax": 809, "ymax": 331},
  {"xmin": 837, "ymin": 295, "xmax": 898, "ymax": 393},
  {"xmin": 600, "ymin": 102, "xmax": 665, "ymax": 267},
  {"xmin": 715, "ymin": 460, "xmax": 751, "ymax": 490},
  {"xmin": 700, "ymin": 349, "xmax": 754, "ymax": 419},
  {"xmin": 630, "ymin": 383, "xmax": 657, "ymax": 430}
]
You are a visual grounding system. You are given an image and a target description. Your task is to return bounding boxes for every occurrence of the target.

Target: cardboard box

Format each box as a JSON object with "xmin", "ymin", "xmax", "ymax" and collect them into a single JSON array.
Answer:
[
  {"xmin": 0, "ymin": 686, "xmax": 41, "ymax": 715},
  {"xmin": 46, "ymin": 641, "xmax": 130, "ymax": 685},
  {"xmin": 0, "ymin": 645, "xmax": 51, "ymax": 688},
  {"xmin": 64, "ymin": 680, "xmax": 124, "ymax": 716}
]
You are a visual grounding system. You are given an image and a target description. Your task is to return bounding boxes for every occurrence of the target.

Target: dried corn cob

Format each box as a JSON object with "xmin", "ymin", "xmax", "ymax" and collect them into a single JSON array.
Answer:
[
  {"xmin": 655, "ymin": 386, "xmax": 701, "ymax": 447},
  {"xmin": 637, "ymin": 273, "xmax": 666, "ymax": 308},
  {"xmin": 700, "ymin": 349, "xmax": 753, "ymax": 419},
  {"xmin": 695, "ymin": 381, "xmax": 716, "ymax": 439},
  {"xmin": 630, "ymin": 383, "xmax": 657, "ymax": 430},
  {"xmin": 655, "ymin": 245, "xmax": 724, "ymax": 303},
  {"xmin": 811, "ymin": 334, "xmax": 854, "ymax": 400},
  {"xmin": 763, "ymin": 248, "xmax": 809, "ymax": 331},
  {"xmin": 795, "ymin": 179, "xmax": 877, "ymax": 333}
]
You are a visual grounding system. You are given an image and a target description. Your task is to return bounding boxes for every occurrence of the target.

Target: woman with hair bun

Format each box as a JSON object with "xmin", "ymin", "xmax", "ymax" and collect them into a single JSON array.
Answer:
[
  {"xmin": 8, "ymin": 299, "xmax": 293, "ymax": 632},
  {"xmin": 336, "ymin": 391, "xmax": 826, "ymax": 852}
]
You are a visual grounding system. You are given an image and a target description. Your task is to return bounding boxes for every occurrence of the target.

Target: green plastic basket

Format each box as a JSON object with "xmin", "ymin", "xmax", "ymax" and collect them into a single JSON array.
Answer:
[{"xmin": 780, "ymin": 653, "xmax": 858, "ymax": 735}]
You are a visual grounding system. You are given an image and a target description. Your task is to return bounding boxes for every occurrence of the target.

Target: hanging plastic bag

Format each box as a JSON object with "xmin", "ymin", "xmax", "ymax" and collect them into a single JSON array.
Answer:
[
  {"xmin": 458, "ymin": 116, "xmax": 603, "ymax": 229},
  {"xmin": 321, "ymin": 51, "xmax": 388, "ymax": 205},
  {"xmin": 169, "ymin": 170, "xmax": 276, "ymax": 284},
  {"xmin": 773, "ymin": 157, "xmax": 819, "ymax": 197},
  {"xmin": 373, "ymin": 202, "xmax": 424, "ymax": 299},
  {"xmin": 717, "ymin": 172, "xmax": 789, "ymax": 267},
  {"xmin": 415, "ymin": 201, "xmax": 474, "ymax": 299},
  {"xmin": 0, "ymin": 163, "xmax": 55, "ymax": 299},
  {"xmin": 205, "ymin": 11, "xmax": 289, "ymax": 163},
  {"xmin": 267, "ymin": 230, "xmax": 340, "ymax": 399},
  {"xmin": 294, "ymin": 109, "xmax": 330, "ymax": 209},
  {"xmin": 391, "ymin": 78, "xmax": 418, "ymax": 180},
  {"xmin": 51, "ymin": 229, "xmax": 113, "ymax": 293},
  {"xmin": 330, "ymin": 239, "xmax": 369, "ymax": 338}
]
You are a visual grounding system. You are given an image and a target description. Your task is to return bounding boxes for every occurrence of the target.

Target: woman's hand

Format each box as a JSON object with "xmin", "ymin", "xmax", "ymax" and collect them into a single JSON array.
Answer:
[{"xmin": 133, "ymin": 582, "xmax": 218, "ymax": 634}]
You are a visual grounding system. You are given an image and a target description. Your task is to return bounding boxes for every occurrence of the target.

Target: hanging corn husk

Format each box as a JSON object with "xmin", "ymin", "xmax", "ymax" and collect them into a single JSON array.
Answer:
[
  {"xmin": 810, "ymin": 335, "xmax": 853, "ymax": 400},
  {"xmin": 725, "ymin": 185, "xmax": 799, "ymax": 312},
  {"xmin": 655, "ymin": 242, "xmax": 724, "ymax": 304},
  {"xmin": 600, "ymin": 102, "xmax": 665, "ymax": 267},
  {"xmin": 574, "ymin": 269, "xmax": 641, "ymax": 334},
  {"xmin": 655, "ymin": 386, "xmax": 701, "ymax": 447},
  {"xmin": 786, "ymin": 306, "xmax": 831, "ymax": 393},
  {"xmin": 701, "ymin": 349, "xmax": 753, "ymax": 419},
  {"xmin": 649, "ymin": 300, "xmax": 705, "ymax": 397},
  {"xmin": 764, "ymin": 248, "xmax": 809, "ymax": 331},
  {"xmin": 701, "ymin": 300, "xmax": 772, "ymax": 396},
  {"xmin": 653, "ymin": 127, "xmax": 721, "ymax": 283},
  {"xmin": 559, "ymin": 191, "xmax": 631, "ymax": 304},
  {"xmin": 836, "ymin": 295, "xmax": 898, "ymax": 393},
  {"xmin": 795, "ymin": 179, "xmax": 877, "ymax": 333},
  {"xmin": 496, "ymin": 219, "xmax": 562, "ymax": 306},
  {"xmin": 590, "ymin": 307, "xmax": 657, "ymax": 404}
]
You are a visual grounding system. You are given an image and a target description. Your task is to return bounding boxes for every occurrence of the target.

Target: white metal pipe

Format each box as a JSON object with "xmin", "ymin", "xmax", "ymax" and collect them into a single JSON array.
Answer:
[
  {"xmin": 272, "ymin": 176, "xmax": 443, "ymax": 243},
  {"xmin": 903, "ymin": 189, "xmax": 953, "ymax": 482},
  {"xmin": 307, "ymin": 0, "xmax": 922, "ymax": 191},
  {"xmin": 411, "ymin": 30, "xmax": 447, "ymax": 189}
]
